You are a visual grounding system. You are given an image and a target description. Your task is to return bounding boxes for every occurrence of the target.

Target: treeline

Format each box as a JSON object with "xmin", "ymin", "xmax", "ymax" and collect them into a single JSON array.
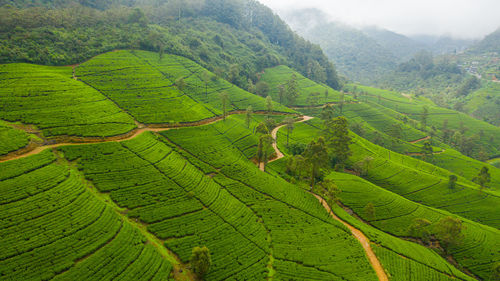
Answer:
[{"xmin": 0, "ymin": 0, "xmax": 341, "ymax": 90}]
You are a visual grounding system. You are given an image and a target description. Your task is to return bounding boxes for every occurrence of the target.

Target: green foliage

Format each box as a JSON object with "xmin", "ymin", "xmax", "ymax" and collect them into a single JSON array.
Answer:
[
  {"xmin": 448, "ymin": 174, "xmax": 458, "ymax": 189},
  {"xmin": 190, "ymin": 246, "xmax": 211, "ymax": 278},
  {"xmin": 433, "ymin": 217, "xmax": 464, "ymax": 252},
  {"xmin": 303, "ymin": 137, "xmax": 329, "ymax": 186},
  {"xmin": 0, "ymin": 0, "xmax": 341, "ymax": 89},
  {"xmin": 364, "ymin": 202, "xmax": 376, "ymax": 221},
  {"xmin": 408, "ymin": 218, "xmax": 432, "ymax": 244},
  {"xmin": 474, "ymin": 166, "xmax": 491, "ymax": 188},
  {"xmin": 323, "ymin": 116, "xmax": 352, "ymax": 164}
]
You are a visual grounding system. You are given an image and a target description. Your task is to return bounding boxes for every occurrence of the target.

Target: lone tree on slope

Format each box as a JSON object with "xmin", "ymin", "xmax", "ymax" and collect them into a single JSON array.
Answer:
[
  {"xmin": 266, "ymin": 95, "xmax": 273, "ymax": 118},
  {"xmin": 448, "ymin": 175, "xmax": 458, "ymax": 189},
  {"xmin": 323, "ymin": 116, "xmax": 352, "ymax": 165},
  {"xmin": 286, "ymin": 74, "xmax": 299, "ymax": 105},
  {"xmin": 190, "ymin": 246, "xmax": 211, "ymax": 279},
  {"xmin": 245, "ymin": 106, "xmax": 253, "ymax": 128},
  {"xmin": 303, "ymin": 137, "xmax": 329, "ymax": 187},
  {"xmin": 283, "ymin": 117, "xmax": 295, "ymax": 147},
  {"xmin": 474, "ymin": 166, "xmax": 491, "ymax": 189},
  {"xmin": 219, "ymin": 91, "xmax": 229, "ymax": 121}
]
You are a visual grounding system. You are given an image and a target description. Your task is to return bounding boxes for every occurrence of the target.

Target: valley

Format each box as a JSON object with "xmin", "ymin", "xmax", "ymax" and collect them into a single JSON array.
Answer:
[{"xmin": 0, "ymin": 1, "xmax": 499, "ymax": 280}]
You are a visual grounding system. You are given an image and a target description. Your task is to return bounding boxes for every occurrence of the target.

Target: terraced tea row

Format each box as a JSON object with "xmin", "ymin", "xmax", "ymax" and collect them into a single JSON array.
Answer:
[
  {"xmin": 59, "ymin": 130, "xmax": 377, "ymax": 280},
  {"xmin": 0, "ymin": 150, "xmax": 173, "ymax": 280},
  {"xmin": 259, "ymin": 65, "xmax": 348, "ymax": 106},
  {"xmin": 0, "ymin": 121, "xmax": 29, "ymax": 156},
  {"xmin": 329, "ymin": 172, "xmax": 500, "ymax": 280},
  {"xmin": 75, "ymin": 50, "xmax": 292, "ymax": 124},
  {"xmin": 163, "ymin": 115, "xmax": 480, "ymax": 280},
  {"xmin": 0, "ymin": 63, "xmax": 136, "ymax": 138}
]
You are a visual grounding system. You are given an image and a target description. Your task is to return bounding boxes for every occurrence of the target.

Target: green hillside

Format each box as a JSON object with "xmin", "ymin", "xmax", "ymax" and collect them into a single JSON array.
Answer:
[
  {"xmin": 1, "ymin": 1, "xmax": 499, "ymax": 279},
  {"xmin": 0, "ymin": 150, "xmax": 175, "ymax": 280},
  {"xmin": 0, "ymin": 120, "xmax": 29, "ymax": 155},
  {"xmin": 259, "ymin": 65, "xmax": 350, "ymax": 107},
  {"xmin": 0, "ymin": 63, "xmax": 137, "ymax": 137},
  {"xmin": 76, "ymin": 50, "xmax": 291, "ymax": 124},
  {"xmin": 345, "ymin": 84, "xmax": 500, "ymax": 157},
  {"xmin": 270, "ymin": 118, "xmax": 500, "ymax": 280}
]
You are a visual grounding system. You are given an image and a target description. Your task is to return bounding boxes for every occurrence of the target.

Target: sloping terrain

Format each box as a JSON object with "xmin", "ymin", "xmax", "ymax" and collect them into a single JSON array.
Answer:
[{"xmin": 0, "ymin": 63, "xmax": 136, "ymax": 138}]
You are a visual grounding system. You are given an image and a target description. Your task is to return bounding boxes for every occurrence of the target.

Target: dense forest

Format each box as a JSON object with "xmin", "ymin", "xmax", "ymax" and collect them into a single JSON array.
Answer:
[{"xmin": 0, "ymin": 0, "xmax": 341, "ymax": 90}]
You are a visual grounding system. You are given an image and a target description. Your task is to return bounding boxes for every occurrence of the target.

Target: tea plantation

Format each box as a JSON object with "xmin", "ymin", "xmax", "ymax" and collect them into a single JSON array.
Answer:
[
  {"xmin": 1, "ymin": 49, "xmax": 500, "ymax": 281},
  {"xmin": 0, "ymin": 150, "xmax": 173, "ymax": 280},
  {"xmin": 0, "ymin": 120, "xmax": 29, "ymax": 156},
  {"xmin": 75, "ymin": 51, "xmax": 292, "ymax": 124},
  {"xmin": 0, "ymin": 63, "xmax": 137, "ymax": 138}
]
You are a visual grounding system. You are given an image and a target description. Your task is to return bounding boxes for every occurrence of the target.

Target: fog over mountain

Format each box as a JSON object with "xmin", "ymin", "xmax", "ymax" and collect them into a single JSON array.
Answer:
[{"xmin": 258, "ymin": 0, "xmax": 500, "ymax": 39}]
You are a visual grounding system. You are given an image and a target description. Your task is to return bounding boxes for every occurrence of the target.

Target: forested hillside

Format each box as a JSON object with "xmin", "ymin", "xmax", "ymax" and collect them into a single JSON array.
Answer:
[{"xmin": 0, "ymin": 0, "xmax": 341, "ymax": 90}]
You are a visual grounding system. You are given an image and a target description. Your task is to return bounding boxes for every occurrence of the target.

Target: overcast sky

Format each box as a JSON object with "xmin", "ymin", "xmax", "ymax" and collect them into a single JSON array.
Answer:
[{"xmin": 258, "ymin": 0, "xmax": 500, "ymax": 39}]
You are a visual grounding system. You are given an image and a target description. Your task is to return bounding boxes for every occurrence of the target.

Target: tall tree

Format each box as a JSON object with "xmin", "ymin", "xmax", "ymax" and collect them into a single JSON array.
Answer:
[
  {"xmin": 303, "ymin": 137, "xmax": 329, "ymax": 187},
  {"xmin": 339, "ymin": 91, "xmax": 345, "ymax": 114},
  {"xmin": 278, "ymin": 84, "xmax": 285, "ymax": 104},
  {"xmin": 408, "ymin": 218, "xmax": 432, "ymax": 244},
  {"xmin": 422, "ymin": 141, "xmax": 433, "ymax": 161},
  {"xmin": 421, "ymin": 106, "xmax": 429, "ymax": 130},
  {"xmin": 364, "ymin": 203, "xmax": 376, "ymax": 221},
  {"xmin": 321, "ymin": 104, "xmax": 335, "ymax": 121},
  {"xmin": 283, "ymin": 117, "xmax": 295, "ymax": 147},
  {"xmin": 266, "ymin": 95, "xmax": 273, "ymax": 118},
  {"xmin": 323, "ymin": 116, "xmax": 352, "ymax": 164},
  {"xmin": 257, "ymin": 134, "xmax": 273, "ymax": 170},
  {"xmin": 448, "ymin": 175, "xmax": 458, "ymax": 189},
  {"xmin": 245, "ymin": 105, "xmax": 253, "ymax": 128},
  {"xmin": 190, "ymin": 246, "xmax": 211, "ymax": 279},
  {"xmin": 475, "ymin": 166, "xmax": 491, "ymax": 189},
  {"xmin": 175, "ymin": 77, "xmax": 186, "ymax": 91},
  {"xmin": 219, "ymin": 91, "xmax": 229, "ymax": 121},
  {"xmin": 286, "ymin": 74, "xmax": 299, "ymax": 105},
  {"xmin": 255, "ymin": 81, "xmax": 269, "ymax": 97},
  {"xmin": 247, "ymin": 78, "xmax": 255, "ymax": 94},
  {"xmin": 307, "ymin": 92, "xmax": 321, "ymax": 106},
  {"xmin": 201, "ymin": 71, "xmax": 211, "ymax": 98},
  {"xmin": 228, "ymin": 64, "xmax": 239, "ymax": 84}
]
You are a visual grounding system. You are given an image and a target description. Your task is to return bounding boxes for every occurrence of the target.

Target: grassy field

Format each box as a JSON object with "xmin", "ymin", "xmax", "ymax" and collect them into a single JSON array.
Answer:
[
  {"xmin": 259, "ymin": 65, "xmax": 349, "ymax": 107},
  {"xmin": 0, "ymin": 150, "xmax": 174, "ymax": 280},
  {"xmin": 75, "ymin": 51, "xmax": 292, "ymax": 125},
  {"xmin": 0, "ymin": 63, "xmax": 136, "ymax": 137},
  {"xmin": 0, "ymin": 120, "xmax": 29, "ymax": 155}
]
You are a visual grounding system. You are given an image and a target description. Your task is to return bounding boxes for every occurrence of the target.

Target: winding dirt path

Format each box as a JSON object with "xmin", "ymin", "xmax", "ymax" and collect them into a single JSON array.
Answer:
[
  {"xmin": 312, "ymin": 194, "xmax": 389, "ymax": 281},
  {"xmin": 258, "ymin": 115, "xmax": 314, "ymax": 171},
  {"xmin": 1, "ymin": 111, "xmax": 298, "ymax": 163},
  {"xmin": 409, "ymin": 135, "xmax": 431, "ymax": 144},
  {"xmin": 265, "ymin": 115, "xmax": 388, "ymax": 281}
]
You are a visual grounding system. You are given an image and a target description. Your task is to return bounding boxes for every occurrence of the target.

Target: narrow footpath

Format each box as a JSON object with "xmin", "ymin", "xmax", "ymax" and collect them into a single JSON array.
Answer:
[
  {"xmin": 259, "ymin": 115, "xmax": 314, "ymax": 171},
  {"xmin": 1, "ymin": 111, "xmax": 297, "ymax": 163},
  {"xmin": 266, "ymin": 116, "xmax": 389, "ymax": 281}
]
